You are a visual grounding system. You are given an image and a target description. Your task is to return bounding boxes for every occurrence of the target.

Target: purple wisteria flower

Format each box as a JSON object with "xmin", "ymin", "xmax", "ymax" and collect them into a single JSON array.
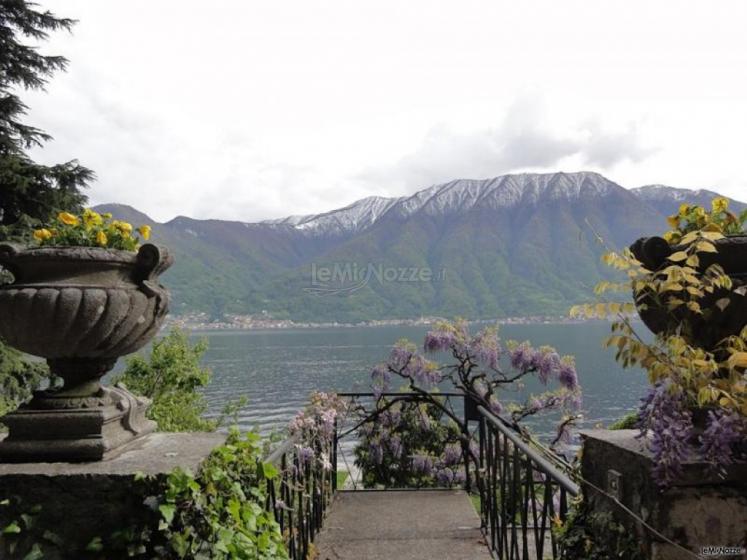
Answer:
[
  {"xmin": 389, "ymin": 344, "xmax": 415, "ymax": 369},
  {"xmin": 411, "ymin": 454, "xmax": 434, "ymax": 476},
  {"xmin": 469, "ymin": 329, "xmax": 502, "ymax": 369},
  {"xmin": 699, "ymin": 410, "xmax": 746, "ymax": 475},
  {"xmin": 536, "ymin": 350, "xmax": 561, "ymax": 384},
  {"xmin": 370, "ymin": 363, "xmax": 392, "ymax": 397},
  {"xmin": 637, "ymin": 382, "xmax": 693, "ymax": 487},
  {"xmin": 297, "ymin": 445, "xmax": 315, "ymax": 466},
  {"xmin": 436, "ymin": 467, "xmax": 466, "ymax": 486},
  {"xmin": 468, "ymin": 440, "xmax": 480, "ymax": 461},
  {"xmin": 510, "ymin": 343, "xmax": 534, "ymax": 372},
  {"xmin": 558, "ymin": 360, "xmax": 578, "ymax": 390},
  {"xmin": 442, "ymin": 443, "xmax": 462, "ymax": 467},
  {"xmin": 424, "ymin": 328, "xmax": 457, "ymax": 353},
  {"xmin": 406, "ymin": 354, "xmax": 441, "ymax": 388},
  {"xmin": 369, "ymin": 440, "xmax": 384, "ymax": 465},
  {"xmin": 388, "ymin": 435, "xmax": 403, "ymax": 459}
]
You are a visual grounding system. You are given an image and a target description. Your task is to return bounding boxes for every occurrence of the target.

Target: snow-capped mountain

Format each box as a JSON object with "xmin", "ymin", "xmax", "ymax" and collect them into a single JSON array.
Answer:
[
  {"xmin": 95, "ymin": 172, "xmax": 745, "ymax": 322},
  {"xmin": 263, "ymin": 196, "xmax": 400, "ymax": 236},
  {"xmin": 632, "ymin": 184, "xmax": 723, "ymax": 202},
  {"xmin": 262, "ymin": 172, "xmax": 627, "ymax": 237},
  {"xmin": 629, "ymin": 184, "xmax": 745, "ymax": 217}
]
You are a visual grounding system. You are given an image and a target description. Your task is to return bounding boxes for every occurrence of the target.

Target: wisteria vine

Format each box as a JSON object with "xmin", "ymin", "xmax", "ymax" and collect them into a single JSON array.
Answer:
[{"xmin": 359, "ymin": 319, "xmax": 582, "ymax": 488}]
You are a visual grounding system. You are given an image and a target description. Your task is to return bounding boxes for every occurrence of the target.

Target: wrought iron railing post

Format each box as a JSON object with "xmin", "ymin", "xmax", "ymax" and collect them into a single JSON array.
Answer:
[{"xmin": 476, "ymin": 405, "xmax": 579, "ymax": 560}]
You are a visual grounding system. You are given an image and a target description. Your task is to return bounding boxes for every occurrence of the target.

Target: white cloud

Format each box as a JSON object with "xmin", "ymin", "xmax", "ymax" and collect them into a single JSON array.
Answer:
[
  {"xmin": 356, "ymin": 96, "xmax": 657, "ymax": 192},
  {"xmin": 21, "ymin": 0, "xmax": 747, "ymax": 222}
]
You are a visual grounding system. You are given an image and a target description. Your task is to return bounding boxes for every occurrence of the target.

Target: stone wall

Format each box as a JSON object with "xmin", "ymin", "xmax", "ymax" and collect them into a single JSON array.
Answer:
[
  {"xmin": 581, "ymin": 429, "xmax": 747, "ymax": 559},
  {"xmin": 0, "ymin": 432, "xmax": 224, "ymax": 559}
]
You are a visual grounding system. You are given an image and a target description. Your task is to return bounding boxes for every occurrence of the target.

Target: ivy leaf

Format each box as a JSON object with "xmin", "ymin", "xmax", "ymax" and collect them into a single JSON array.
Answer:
[
  {"xmin": 227, "ymin": 499, "xmax": 241, "ymax": 523},
  {"xmin": 3, "ymin": 522, "xmax": 21, "ymax": 534},
  {"xmin": 85, "ymin": 537, "xmax": 104, "ymax": 552},
  {"xmin": 262, "ymin": 462, "xmax": 279, "ymax": 479},
  {"xmin": 159, "ymin": 504, "xmax": 176, "ymax": 524},
  {"xmin": 42, "ymin": 530, "xmax": 63, "ymax": 547},
  {"xmin": 22, "ymin": 545, "xmax": 44, "ymax": 560}
]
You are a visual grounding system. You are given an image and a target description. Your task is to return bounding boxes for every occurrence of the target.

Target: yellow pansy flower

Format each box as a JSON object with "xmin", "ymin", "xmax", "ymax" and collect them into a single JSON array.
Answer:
[
  {"xmin": 83, "ymin": 209, "xmax": 103, "ymax": 228},
  {"xmin": 694, "ymin": 207, "xmax": 706, "ymax": 219},
  {"xmin": 33, "ymin": 229, "xmax": 53, "ymax": 241},
  {"xmin": 113, "ymin": 221, "xmax": 133, "ymax": 235},
  {"xmin": 666, "ymin": 215, "xmax": 680, "ymax": 229},
  {"xmin": 58, "ymin": 212, "xmax": 79, "ymax": 226},
  {"xmin": 678, "ymin": 203, "xmax": 690, "ymax": 217},
  {"xmin": 711, "ymin": 197, "xmax": 729, "ymax": 214},
  {"xmin": 137, "ymin": 225, "xmax": 152, "ymax": 240},
  {"xmin": 102, "ymin": 212, "xmax": 113, "ymax": 219},
  {"xmin": 96, "ymin": 230, "xmax": 108, "ymax": 246}
]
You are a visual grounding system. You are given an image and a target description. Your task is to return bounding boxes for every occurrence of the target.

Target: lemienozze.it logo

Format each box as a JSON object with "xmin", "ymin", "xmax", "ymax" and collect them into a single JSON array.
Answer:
[
  {"xmin": 305, "ymin": 262, "xmax": 446, "ymax": 296},
  {"xmin": 701, "ymin": 545, "xmax": 746, "ymax": 557}
]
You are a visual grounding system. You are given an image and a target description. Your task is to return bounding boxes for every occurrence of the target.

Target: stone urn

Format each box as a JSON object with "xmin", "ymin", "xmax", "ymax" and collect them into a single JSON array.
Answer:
[
  {"xmin": 0, "ymin": 243, "xmax": 173, "ymax": 462},
  {"xmin": 629, "ymin": 234, "xmax": 747, "ymax": 353}
]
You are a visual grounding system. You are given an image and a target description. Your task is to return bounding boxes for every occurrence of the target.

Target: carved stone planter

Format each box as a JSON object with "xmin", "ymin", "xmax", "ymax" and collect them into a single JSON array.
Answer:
[
  {"xmin": 629, "ymin": 234, "xmax": 747, "ymax": 352},
  {"xmin": 0, "ymin": 243, "xmax": 173, "ymax": 462}
]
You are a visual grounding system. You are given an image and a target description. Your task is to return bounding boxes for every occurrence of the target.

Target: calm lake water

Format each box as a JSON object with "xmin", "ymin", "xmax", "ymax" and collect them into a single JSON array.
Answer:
[{"xmin": 174, "ymin": 322, "xmax": 648, "ymax": 440}]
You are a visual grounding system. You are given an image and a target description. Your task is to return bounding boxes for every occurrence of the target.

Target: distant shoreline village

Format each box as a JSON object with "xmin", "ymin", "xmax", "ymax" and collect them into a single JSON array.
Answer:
[{"xmin": 165, "ymin": 312, "xmax": 593, "ymax": 331}]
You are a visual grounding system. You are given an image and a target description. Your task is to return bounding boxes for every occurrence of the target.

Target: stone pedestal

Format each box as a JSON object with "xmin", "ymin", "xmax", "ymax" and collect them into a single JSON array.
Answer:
[
  {"xmin": 0, "ymin": 385, "xmax": 156, "ymax": 462},
  {"xmin": 0, "ymin": 432, "xmax": 224, "ymax": 559},
  {"xmin": 580, "ymin": 429, "xmax": 747, "ymax": 559}
]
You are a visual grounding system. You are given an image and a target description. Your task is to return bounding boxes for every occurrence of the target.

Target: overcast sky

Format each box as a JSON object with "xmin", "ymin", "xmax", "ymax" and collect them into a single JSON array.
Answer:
[{"xmin": 25, "ymin": 1, "xmax": 747, "ymax": 223}]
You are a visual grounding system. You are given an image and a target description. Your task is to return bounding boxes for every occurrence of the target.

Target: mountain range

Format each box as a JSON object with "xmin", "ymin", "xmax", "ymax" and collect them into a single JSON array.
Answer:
[{"xmin": 94, "ymin": 172, "xmax": 746, "ymax": 322}]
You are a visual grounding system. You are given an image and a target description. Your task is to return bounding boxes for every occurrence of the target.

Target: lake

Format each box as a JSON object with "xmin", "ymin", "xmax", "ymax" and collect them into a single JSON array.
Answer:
[{"xmin": 181, "ymin": 322, "xmax": 649, "ymax": 440}]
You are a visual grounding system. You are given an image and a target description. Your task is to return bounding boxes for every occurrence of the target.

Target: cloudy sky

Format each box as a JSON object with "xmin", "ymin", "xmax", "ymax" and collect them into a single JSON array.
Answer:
[{"xmin": 25, "ymin": 1, "xmax": 747, "ymax": 222}]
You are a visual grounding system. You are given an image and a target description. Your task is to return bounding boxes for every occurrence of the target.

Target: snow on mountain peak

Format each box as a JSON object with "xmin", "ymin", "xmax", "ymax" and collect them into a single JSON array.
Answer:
[
  {"xmin": 262, "ymin": 171, "xmax": 624, "ymax": 236},
  {"xmin": 632, "ymin": 184, "xmax": 720, "ymax": 201}
]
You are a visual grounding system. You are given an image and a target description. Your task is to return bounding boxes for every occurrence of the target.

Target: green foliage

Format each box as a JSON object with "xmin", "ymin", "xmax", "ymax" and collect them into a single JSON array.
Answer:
[
  {"xmin": 113, "ymin": 329, "xmax": 218, "ymax": 432},
  {"xmin": 556, "ymin": 500, "xmax": 645, "ymax": 560},
  {"xmin": 608, "ymin": 411, "xmax": 638, "ymax": 430},
  {"xmin": 150, "ymin": 430, "xmax": 287, "ymax": 559},
  {"xmin": 0, "ymin": 340, "xmax": 49, "ymax": 418},
  {"xmin": 572, "ymin": 197, "xmax": 747, "ymax": 417},
  {"xmin": 0, "ymin": 1, "xmax": 93, "ymax": 239}
]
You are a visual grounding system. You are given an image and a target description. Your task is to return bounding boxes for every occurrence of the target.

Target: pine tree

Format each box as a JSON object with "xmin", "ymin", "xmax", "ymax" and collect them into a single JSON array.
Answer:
[
  {"xmin": 0, "ymin": 1, "xmax": 90, "ymax": 398},
  {"xmin": 0, "ymin": 0, "xmax": 94, "ymax": 239}
]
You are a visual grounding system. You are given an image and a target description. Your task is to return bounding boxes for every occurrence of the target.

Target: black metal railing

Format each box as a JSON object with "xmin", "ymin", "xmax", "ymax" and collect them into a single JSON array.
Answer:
[
  {"xmin": 261, "ymin": 392, "xmax": 580, "ymax": 559},
  {"xmin": 262, "ymin": 433, "xmax": 335, "ymax": 560},
  {"xmin": 478, "ymin": 406, "xmax": 580, "ymax": 560}
]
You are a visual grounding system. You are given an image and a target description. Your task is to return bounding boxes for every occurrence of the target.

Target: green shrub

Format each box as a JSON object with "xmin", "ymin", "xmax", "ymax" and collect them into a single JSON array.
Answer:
[
  {"xmin": 0, "ymin": 341, "xmax": 49, "ymax": 419},
  {"xmin": 556, "ymin": 499, "xmax": 645, "ymax": 559},
  {"xmin": 114, "ymin": 329, "xmax": 218, "ymax": 432},
  {"xmin": 608, "ymin": 411, "xmax": 638, "ymax": 430}
]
